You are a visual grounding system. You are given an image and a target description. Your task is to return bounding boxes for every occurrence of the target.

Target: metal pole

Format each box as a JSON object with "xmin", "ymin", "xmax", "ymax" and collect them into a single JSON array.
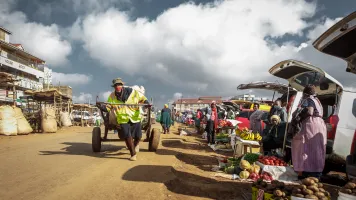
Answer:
[{"xmin": 282, "ymin": 86, "xmax": 290, "ymax": 153}]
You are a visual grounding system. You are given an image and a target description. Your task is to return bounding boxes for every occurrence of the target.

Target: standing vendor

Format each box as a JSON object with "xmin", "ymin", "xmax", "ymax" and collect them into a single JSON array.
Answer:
[
  {"xmin": 100, "ymin": 78, "xmax": 149, "ymax": 161},
  {"xmin": 205, "ymin": 101, "xmax": 218, "ymax": 146},
  {"xmin": 249, "ymin": 103, "xmax": 264, "ymax": 134}
]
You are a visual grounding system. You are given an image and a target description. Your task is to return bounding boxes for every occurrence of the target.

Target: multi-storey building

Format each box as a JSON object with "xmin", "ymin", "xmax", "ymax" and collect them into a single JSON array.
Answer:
[
  {"xmin": 0, "ymin": 26, "xmax": 48, "ymax": 103},
  {"xmin": 172, "ymin": 96, "xmax": 223, "ymax": 112}
]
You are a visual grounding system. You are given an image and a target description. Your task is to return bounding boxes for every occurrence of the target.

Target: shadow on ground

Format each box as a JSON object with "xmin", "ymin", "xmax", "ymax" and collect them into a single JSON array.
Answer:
[
  {"xmin": 39, "ymin": 142, "xmax": 128, "ymax": 159},
  {"xmin": 122, "ymin": 165, "xmax": 250, "ymax": 200}
]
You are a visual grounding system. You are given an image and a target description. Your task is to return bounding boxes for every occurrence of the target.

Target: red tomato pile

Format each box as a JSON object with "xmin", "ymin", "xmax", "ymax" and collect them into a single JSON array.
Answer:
[
  {"xmin": 258, "ymin": 155, "xmax": 287, "ymax": 166},
  {"xmin": 219, "ymin": 120, "xmax": 233, "ymax": 127}
]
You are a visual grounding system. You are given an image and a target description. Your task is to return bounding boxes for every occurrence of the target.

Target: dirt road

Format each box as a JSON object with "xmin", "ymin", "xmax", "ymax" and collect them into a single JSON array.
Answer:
[{"xmin": 0, "ymin": 124, "xmax": 249, "ymax": 200}]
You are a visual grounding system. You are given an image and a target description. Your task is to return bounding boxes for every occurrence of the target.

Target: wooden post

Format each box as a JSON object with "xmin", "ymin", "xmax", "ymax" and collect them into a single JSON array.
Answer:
[{"xmin": 12, "ymin": 85, "xmax": 16, "ymax": 107}]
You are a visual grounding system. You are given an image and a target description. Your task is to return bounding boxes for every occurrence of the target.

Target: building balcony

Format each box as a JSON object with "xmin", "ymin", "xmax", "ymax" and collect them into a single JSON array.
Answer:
[
  {"xmin": 0, "ymin": 53, "xmax": 44, "ymax": 78},
  {"xmin": 15, "ymin": 76, "xmax": 43, "ymax": 91}
]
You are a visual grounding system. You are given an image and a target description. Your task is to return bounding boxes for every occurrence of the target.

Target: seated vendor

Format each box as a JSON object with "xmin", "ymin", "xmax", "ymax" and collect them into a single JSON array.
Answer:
[{"xmin": 262, "ymin": 115, "xmax": 286, "ymax": 155}]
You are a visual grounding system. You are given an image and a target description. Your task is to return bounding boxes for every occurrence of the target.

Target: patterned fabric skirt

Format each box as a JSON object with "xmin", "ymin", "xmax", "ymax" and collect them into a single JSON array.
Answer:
[{"xmin": 291, "ymin": 117, "xmax": 327, "ymax": 172}]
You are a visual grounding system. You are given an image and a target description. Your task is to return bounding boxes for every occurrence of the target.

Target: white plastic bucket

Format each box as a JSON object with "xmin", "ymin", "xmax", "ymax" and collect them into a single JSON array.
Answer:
[
  {"xmin": 338, "ymin": 192, "xmax": 356, "ymax": 200},
  {"xmin": 291, "ymin": 196, "xmax": 311, "ymax": 200}
]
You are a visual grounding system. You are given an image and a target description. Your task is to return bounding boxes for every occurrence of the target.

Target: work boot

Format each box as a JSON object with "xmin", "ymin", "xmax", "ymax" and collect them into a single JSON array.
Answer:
[
  {"xmin": 129, "ymin": 155, "xmax": 137, "ymax": 161},
  {"xmin": 135, "ymin": 145, "xmax": 140, "ymax": 153}
]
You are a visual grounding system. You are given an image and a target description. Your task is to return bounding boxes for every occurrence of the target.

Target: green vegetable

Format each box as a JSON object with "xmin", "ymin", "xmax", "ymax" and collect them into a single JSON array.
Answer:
[
  {"xmin": 224, "ymin": 166, "xmax": 235, "ymax": 174},
  {"xmin": 243, "ymin": 153, "xmax": 260, "ymax": 164}
]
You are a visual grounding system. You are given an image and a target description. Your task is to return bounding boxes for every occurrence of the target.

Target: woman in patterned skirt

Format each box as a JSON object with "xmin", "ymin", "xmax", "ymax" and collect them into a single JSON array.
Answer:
[{"xmin": 291, "ymin": 84, "xmax": 327, "ymax": 179}]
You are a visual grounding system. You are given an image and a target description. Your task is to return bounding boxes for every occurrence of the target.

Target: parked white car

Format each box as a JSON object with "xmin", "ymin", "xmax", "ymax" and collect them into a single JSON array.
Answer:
[
  {"xmin": 239, "ymin": 58, "xmax": 356, "ymax": 173},
  {"xmin": 312, "ymin": 11, "xmax": 356, "ymax": 176},
  {"xmin": 313, "ymin": 11, "xmax": 356, "ymax": 74}
]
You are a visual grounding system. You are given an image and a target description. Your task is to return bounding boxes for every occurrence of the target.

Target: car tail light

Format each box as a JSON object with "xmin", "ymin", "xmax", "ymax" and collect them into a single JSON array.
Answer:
[
  {"xmin": 350, "ymin": 130, "xmax": 356, "ymax": 155},
  {"xmin": 326, "ymin": 115, "xmax": 339, "ymax": 139}
]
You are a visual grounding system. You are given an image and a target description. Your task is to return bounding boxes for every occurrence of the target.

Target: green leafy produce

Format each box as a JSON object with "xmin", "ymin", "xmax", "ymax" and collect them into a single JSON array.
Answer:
[
  {"xmin": 224, "ymin": 166, "xmax": 235, "ymax": 174},
  {"xmin": 243, "ymin": 153, "xmax": 260, "ymax": 164},
  {"xmin": 227, "ymin": 157, "xmax": 241, "ymax": 166}
]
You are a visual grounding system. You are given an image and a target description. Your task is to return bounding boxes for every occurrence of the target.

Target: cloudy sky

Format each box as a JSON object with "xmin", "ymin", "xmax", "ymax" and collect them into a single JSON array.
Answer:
[{"xmin": 1, "ymin": 0, "xmax": 355, "ymax": 107}]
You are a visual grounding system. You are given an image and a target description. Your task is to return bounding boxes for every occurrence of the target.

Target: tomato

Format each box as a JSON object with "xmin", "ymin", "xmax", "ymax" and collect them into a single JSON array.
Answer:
[{"xmin": 259, "ymin": 155, "xmax": 263, "ymax": 159}]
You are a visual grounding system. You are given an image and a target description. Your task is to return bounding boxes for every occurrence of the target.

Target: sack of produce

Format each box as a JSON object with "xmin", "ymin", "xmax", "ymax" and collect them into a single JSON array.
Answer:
[
  {"xmin": 60, "ymin": 111, "xmax": 72, "ymax": 127},
  {"xmin": 41, "ymin": 107, "xmax": 57, "ymax": 133},
  {"xmin": 0, "ymin": 105, "xmax": 15, "ymax": 120},
  {"xmin": 0, "ymin": 106, "xmax": 17, "ymax": 136},
  {"xmin": 14, "ymin": 107, "xmax": 33, "ymax": 135}
]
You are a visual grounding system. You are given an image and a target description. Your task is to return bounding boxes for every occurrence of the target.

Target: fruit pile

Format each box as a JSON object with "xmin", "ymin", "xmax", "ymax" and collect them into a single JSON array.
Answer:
[
  {"xmin": 291, "ymin": 177, "xmax": 331, "ymax": 200},
  {"xmin": 249, "ymin": 171, "xmax": 273, "ymax": 181},
  {"xmin": 218, "ymin": 120, "xmax": 233, "ymax": 127},
  {"xmin": 240, "ymin": 131, "xmax": 262, "ymax": 141},
  {"xmin": 258, "ymin": 155, "xmax": 287, "ymax": 166},
  {"xmin": 339, "ymin": 180, "xmax": 356, "ymax": 196}
]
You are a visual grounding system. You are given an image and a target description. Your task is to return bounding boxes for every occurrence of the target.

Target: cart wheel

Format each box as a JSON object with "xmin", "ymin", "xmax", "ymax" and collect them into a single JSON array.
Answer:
[
  {"xmin": 92, "ymin": 127, "xmax": 102, "ymax": 152},
  {"xmin": 148, "ymin": 128, "xmax": 161, "ymax": 152}
]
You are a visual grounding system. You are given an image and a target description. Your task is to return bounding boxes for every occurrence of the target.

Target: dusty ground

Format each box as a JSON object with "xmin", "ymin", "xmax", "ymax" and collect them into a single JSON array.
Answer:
[{"xmin": 0, "ymin": 123, "xmax": 252, "ymax": 200}]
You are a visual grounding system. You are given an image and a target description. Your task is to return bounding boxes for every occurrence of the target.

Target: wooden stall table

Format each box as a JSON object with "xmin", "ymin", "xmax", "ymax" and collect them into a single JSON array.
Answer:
[{"xmin": 232, "ymin": 136, "xmax": 261, "ymax": 157}]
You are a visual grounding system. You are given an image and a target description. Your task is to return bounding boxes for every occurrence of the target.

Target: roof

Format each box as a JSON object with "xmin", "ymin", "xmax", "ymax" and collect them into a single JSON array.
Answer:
[
  {"xmin": 24, "ymin": 89, "xmax": 71, "ymax": 101},
  {"xmin": 198, "ymin": 96, "xmax": 222, "ymax": 100},
  {"xmin": 10, "ymin": 43, "xmax": 24, "ymax": 50},
  {"xmin": 173, "ymin": 98, "xmax": 223, "ymax": 105},
  {"xmin": 0, "ymin": 27, "xmax": 12, "ymax": 34},
  {"xmin": 0, "ymin": 40, "xmax": 45, "ymax": 63}
]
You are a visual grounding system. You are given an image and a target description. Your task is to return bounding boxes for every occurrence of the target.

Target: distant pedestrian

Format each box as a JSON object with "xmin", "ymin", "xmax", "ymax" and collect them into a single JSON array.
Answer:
[{"xmin": 160, "ymin": 104, "xmax": 172, "ymax": 134}]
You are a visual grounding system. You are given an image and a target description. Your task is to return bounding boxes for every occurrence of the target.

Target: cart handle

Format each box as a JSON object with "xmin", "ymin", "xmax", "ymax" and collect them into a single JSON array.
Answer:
[{"xmin": 96, "ymin": 101, "xmax": 152, "ymax": 107}]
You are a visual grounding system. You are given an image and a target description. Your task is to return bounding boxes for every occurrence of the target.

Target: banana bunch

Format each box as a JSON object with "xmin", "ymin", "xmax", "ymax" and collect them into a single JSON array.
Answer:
[
  {"xmin": 240, "ymin": 131, "xmax": 262, "ymax": 141},
  {"xmin": 240, "ymin": 132, "xmax": 254, "ymax": 140},
  {"xmin": 254, "ymin": 133, "xmax": 262, "ymax": 141}
]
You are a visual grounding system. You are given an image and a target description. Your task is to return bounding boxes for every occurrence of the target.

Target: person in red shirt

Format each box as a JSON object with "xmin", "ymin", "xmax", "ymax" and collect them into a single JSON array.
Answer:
[{"xmin": 205, "ymin": 101, "xmax": 218, "ymax": 146}]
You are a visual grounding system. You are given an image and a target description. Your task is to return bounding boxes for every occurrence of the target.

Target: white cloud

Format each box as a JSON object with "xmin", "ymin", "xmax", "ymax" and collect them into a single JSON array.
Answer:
[
  {"xmin": 173, "ymin": 93, "xmax": 183, "ymax": 100},
  {"xmin": 51, "ymin": 72, "xmax": 92, "ymax": 85},
  {"xmin": 0, "ymin": 1, "xmax": 72, "ymax": 67},
  {"xmin": 100, "ymin": 91, "xmax": 112, "ymax": 101},
  {"xmin": 70, "ymin": 0, "xmax": 319, "ymax": 95},
  {"xmin": 73, "ymin": 92, "xmax": 93, "ymax": 103}
]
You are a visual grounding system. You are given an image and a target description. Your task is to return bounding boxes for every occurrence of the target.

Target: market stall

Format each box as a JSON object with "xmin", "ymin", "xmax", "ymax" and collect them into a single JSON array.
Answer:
[{"xmin": 24, "ymin": 89, "xmax": 72, "ymax": 132}]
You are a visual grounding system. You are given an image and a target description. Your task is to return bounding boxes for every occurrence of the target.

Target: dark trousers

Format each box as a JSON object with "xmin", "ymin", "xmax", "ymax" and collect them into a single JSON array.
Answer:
[{"xmin": 206, "ymin": 120, "xmax": 215, "ymax": 144}]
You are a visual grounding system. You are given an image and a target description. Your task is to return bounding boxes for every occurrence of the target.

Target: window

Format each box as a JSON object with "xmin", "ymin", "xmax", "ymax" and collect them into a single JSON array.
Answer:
[
  {"xmin": 294, "ymin": 71, "xmax": 333, "ymax": 88},
  {"xmin": 0, "ymin": 30, "xmax": 5, "ymax": 41},
  {"xmin": 353, "ymin": 99, "xmax": 356, "ymax": 118}
]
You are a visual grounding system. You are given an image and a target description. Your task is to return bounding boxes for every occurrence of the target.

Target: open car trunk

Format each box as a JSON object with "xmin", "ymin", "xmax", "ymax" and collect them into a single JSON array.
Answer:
[
  {"xmin": 313, "ymin": 11, "xmax": 356, "ymax": 74},
  {"xmin": 269, "ymin": 60, "xmax": 343, "ymax": 95},
  {"xmin": 237, "ymin": 81, "xmax": 296, "ymax": 94}
]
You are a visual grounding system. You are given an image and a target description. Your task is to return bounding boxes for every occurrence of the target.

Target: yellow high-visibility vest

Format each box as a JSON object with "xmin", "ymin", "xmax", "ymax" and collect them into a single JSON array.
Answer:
[{"xmin": 106, "ymin": 89, "xmax": 148, "ymax": 124}]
